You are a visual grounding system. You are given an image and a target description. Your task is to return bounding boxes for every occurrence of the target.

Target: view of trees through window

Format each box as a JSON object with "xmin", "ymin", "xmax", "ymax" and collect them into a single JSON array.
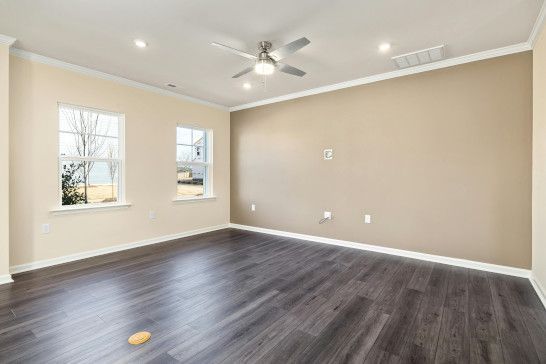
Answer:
[{"xmin": 59, "ymin": 104, "xmax": 122, "ymax": 206}]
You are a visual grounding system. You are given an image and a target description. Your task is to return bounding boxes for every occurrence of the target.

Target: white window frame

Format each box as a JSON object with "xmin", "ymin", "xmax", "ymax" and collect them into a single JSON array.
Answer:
[
  {"xmin": 56, "ymin": 103, "xmax": 126, "ymax": 210},
  {"xmin": 175, "ymin": 124, "xmax": 213, "ymax": 201}
]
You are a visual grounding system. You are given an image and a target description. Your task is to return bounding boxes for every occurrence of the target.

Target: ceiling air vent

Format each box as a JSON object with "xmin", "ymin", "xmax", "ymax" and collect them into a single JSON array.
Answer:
[{"xmin": 392, "ymin": 45, "xmax": 445, "ymax": 69}]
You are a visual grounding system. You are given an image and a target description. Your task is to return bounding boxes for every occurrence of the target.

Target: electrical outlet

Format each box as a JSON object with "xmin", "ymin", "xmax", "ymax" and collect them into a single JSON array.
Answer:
[
  {"xmin": 324, "ymin": 211, "xmax": 332, "ymax": 219},
  {"xmin": 149, "ymin": 211, "xmax": 156, "ymax": 220},
  {"xmin": 364, "ymin": 214, "xmax": 372, "ymax": 224},
  {"xmin": 41, "ymin": 223, "xmax": 50, "ymax": 234},
  {"xmin": 251, "ymin": 204, "xmax": 256, "ymax": 211},
  {"xmin": 323, "ymin": 149, "xmax": 333, "ymax": 160}
]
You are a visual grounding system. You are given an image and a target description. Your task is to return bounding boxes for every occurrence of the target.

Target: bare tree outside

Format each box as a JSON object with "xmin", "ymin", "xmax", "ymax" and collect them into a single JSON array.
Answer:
[
  {"xmin": 106, "ymin": 143, "xmax": 117, "ymax": 201},
  {"xmin": 62, "ymin": 108, "xmax": 109, "ymax": 203}
]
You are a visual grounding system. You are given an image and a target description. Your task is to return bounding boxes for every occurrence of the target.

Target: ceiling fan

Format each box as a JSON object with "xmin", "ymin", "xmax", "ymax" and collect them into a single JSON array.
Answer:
[{"xmin": 211, "ymin": 37, "xmax": 310, "ymax": 78}]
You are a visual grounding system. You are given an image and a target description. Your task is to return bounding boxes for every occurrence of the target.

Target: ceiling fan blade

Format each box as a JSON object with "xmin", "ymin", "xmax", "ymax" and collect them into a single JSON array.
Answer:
[
  {"xmin": 232, "ymin": 66, "xmax": 255, "ymax": 78},
  {"xmin": 269, "ymin": 37, "xmax": 310, "ymax": 61},
  {"xmin": 211, "ymin": 42, "xmax": 257, "ymax": 60},
  {"xmin": 277, "ymin": 63, "xmax": 306, "ymax": 77}
]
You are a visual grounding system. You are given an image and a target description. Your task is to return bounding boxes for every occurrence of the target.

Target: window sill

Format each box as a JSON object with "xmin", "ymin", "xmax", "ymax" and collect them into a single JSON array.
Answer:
[
  {"xmin": 50, "ymin": 203, "xmax": 132, "ymax": 215},
  {"xmin": 172, "ymin": 196, "xmax": 216, "ymax": 204}
]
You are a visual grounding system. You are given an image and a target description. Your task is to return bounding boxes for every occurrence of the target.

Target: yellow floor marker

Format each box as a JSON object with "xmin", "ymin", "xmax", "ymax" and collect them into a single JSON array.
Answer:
[{"xmin": 128, "ymin": 331, "xmax": 151, "ymax": 345}]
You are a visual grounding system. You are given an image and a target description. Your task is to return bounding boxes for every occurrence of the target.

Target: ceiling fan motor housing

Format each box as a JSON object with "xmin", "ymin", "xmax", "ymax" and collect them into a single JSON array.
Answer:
[
  {"xmin": 259, "ymin": 41, "xmax": 272, "ymax": 52},
  {"xmin": 256, "ymin": 41, "xmax": 275, "ymax": 75},
  {"xmin": 258, "ymin": 51, "xmax": 273, "ymax": 62}
]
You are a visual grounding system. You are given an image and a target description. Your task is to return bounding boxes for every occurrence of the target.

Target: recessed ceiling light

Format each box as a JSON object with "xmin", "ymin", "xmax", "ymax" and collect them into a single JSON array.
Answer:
[
  {"xmin": 379, "ymin": 43, "xmax": 391, "ymax": 52},
  {"xmin": 134, "ymin": 39, "xmax": 147, "ymax": 48},
  {"xmin": 243, "ymin": 82, "xmax": 251, "ymax": 90}
]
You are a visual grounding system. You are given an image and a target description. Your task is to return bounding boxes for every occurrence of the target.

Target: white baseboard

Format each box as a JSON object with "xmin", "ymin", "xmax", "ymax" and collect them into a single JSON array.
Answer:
[
  {"xmin": 0, "ymin": 274, "xmax": 14, "ymax": 285},
  {"xmin": 229, "ymin": 223, "xmax": 531, "ymax": 278},
  {"xmin": 530, "ymin": 274, "xmax": 546, "ymax": 310},
  {"xmin": 6, "ymin": 222, "xmax": 543, "ymax": 310},
  {"xmin": 9, "ymin": 224, "xmax": 230, "ymax": 275}
]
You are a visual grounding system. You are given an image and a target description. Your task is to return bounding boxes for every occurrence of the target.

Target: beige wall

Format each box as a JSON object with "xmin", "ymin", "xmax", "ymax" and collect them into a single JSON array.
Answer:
[
  {"xmin": 9, "ymin": 56, "xmax": 230, "ymax": 267},
  {"xmin": 533, "ymin": 27, "xmax": 546, "ymax": 292},
  {"xmin": 231, "ymin": 52, "xmax": 532, "ymax": 269},
  {"xmin": 0, "ymin": 45, "xmax": 9, "ymax": 277}
]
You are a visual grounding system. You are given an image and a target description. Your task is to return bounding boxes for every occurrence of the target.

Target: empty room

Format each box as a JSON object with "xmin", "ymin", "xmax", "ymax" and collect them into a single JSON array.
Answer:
[{"xmin": 1, "ymin": 0, "xmax": 546, "ymax": 362}]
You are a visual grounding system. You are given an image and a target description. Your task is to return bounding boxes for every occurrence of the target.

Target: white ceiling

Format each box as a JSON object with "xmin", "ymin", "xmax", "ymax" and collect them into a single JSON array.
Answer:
[{"xmin": 0, "ymin": 0, "xmax": 543, "ymax": 108}]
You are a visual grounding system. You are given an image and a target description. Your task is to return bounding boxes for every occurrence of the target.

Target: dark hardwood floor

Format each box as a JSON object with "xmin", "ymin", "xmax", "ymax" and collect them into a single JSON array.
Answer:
[{"xmin": 1, "ymin": 228, "xmax": 545, "ymax": 363}]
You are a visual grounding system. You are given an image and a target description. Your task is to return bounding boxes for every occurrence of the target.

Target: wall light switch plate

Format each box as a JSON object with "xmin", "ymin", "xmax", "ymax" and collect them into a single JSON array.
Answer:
[
  {"xmin": 364, "ymin": 214, "xmax": 372, "ymax": 224},
  {"xmin": 149, "ymin": 211, "xmax": 156, "ymax": 220},
  {"xmin": 41, "ymin": 223, "xmax": 50, "ymax": 234},
  {"xmin": 324, "ymin": 211, "xmax": 332, "ymax": 219},
  {"xmin": 323, "ymin": 149, "xmax": 333, "ymax": 160},
  {"xmin": 251, "ymin": 204, "xmax": 256, "ymax": 211}
]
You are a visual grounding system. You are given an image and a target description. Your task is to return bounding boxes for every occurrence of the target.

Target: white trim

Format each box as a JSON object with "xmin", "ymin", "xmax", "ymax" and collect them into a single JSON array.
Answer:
[
  {"xmin": 229, "ymin": 223, "xmax": 531, "ymax": 278},
  {"xmin": 528, "ymin": 1, "xmax": 546, "ymax": 47},
  {"xmin": 229, "ymin": 42, "xmax": 531, "ymax": 112},
  {"xmin": 0, "ymin": 34, "xmax": 16, "ymax": 47},
  {"xmin": 9, "ymin": 48, "xmax": 228, "ymax": 111},
  {"xmin": 59, "ymin": 102, "xmax": 124, "ymax": 117},
  {"xmin": 9, "ymin": 41, "xmax": 534, "ymax": 113},
  {"xmin": 173, "ymin": 196, "xmax": 217, "ymax": 203},
  {"xmin": 531, "ymin": 274, "xmax": 546, "ymax": 310},
  {"xmin": 9, "ymin": 224, "xmax": 229, "ymax": 274},
  {"xmin": 0, "ymin": 274, "xmax": 14, "ymax": 286},
  {"xmin": 7, "ymin": 41, "xmax": 536, "ymax": 113},
  {"xmin": 50, "ymin": 202, "xmax": 132, "ymax": 215}
]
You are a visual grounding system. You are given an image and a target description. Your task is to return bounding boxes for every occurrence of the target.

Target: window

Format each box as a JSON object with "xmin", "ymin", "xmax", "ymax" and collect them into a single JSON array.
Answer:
[
  {"xmin": 58, "ymin": 104, "xmax": 124, "ymax": 207},
  {"xmin": 176, "ymin": 125, "xmax": 212, "ymax": 199}
]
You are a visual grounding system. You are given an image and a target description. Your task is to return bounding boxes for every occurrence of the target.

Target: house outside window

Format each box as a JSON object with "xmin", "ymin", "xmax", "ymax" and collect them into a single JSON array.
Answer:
[{"xmin": 176, "ymin": 125, "xmax": 212, "ymax": 199}]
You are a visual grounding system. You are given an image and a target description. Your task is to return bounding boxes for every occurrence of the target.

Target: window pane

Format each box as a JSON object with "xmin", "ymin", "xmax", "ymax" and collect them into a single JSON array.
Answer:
[
  {"xmin": 60, "ymin": 133, "xmax": 118, "ymax": 158},
  {"xmin": 61, "ymin": 160, "xmax": 119, "ymax": 205},
  {"xmin": 59, "ymin": 105, "xmax": 119, "ymax": 137},
  {"xmin": 92, "ymin": 137, "xmax": 118, "ymax": 158},
  {"xmin": 176, "ymin": 145, "xmax": 205, "ymax": 162},
  {"xmin": 194, "ymin": 145, "xmax": 205, "ymax": 162},
  {"xmin": 177, "ymin": 164, "xmax": 205, "ymax": 198},
  {"xmin": 192, "ymin": 129, "xmax": 204, "ymax": 145},
  {"xmin": 59, "ymin": 132, "xmax": 80, "ymax": 157},
  {"xmin": 177, "ymin": 145, "xmax": 194, "ymax": 162},
  {"xmin": 177, "ymin": 127, "xmax": 192, "ymax": 145}
]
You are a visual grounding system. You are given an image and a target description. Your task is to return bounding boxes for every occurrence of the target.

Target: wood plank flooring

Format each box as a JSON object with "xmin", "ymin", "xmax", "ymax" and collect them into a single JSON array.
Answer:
[{"xmin": 1, "ymin": 228, "xmax": 545, "ymax": 363}]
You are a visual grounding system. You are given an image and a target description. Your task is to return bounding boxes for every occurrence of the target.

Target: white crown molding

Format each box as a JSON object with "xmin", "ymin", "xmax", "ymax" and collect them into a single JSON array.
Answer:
[
  {"xmin": 530, "ymin": 273, "xmax": 546, "ymax": 309},
  {"xmin": 9, "ymin": 224, "xmax": 229, "ymax": 275},
  {"xmin": 230, "ymin": 42, "xmax": 532, "ymax": 112},
  {"xmin": 7, "ymin": 40, "xmax": 535, "ymax": 113},
  {"xmin": 0, "ymin": 274, "xmax": 14, "ymax": 286},
  {"xmin": 229, "ymin": 223, "xmax": 532, "ymax": 278},
  {"xmin": 9, "ymin": 48, "xmax": 228, "ymax": 111},
  {"xmin": 528, "ymin": 0, "xmax": 546, "ymax": 47},
  {"xmin": 0, "ymin": 34, "xmax": 16, "ymax": 47}
]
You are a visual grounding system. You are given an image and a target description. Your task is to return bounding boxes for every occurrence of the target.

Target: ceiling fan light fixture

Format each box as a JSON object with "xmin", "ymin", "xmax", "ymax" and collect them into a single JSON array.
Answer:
[{"xmin": 255, "ymin": 59, "xmax": 275, "ymax": 75}]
